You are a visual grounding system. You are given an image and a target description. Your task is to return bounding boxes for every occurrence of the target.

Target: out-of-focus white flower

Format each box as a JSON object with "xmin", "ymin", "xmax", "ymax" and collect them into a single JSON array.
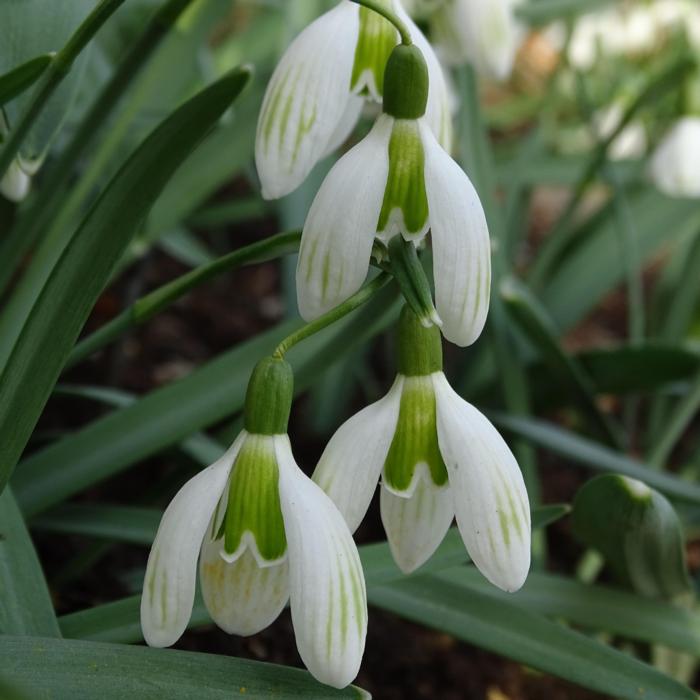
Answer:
[
  {"xmin": 594, "ymin": 104, "xmax": 647, "ymax": 161},
  {"xmin": 141, "ymin": 358, "xmax": 367, "ymax": 689},
  {"xmin": 431, "ymin": 0, "xmax": 525, "ymax": 80},
  {"xmin": 314, "ymin": 306, "xmax": 531, "ymax": 592},
  {"xmin": 297, "ymin": 44, "xmax": 490, "ymax": 347},
  {"xmin": 649, "ymin": 116, "xmax": 700, "ymax": 198},
  {"xmin": 255, "ymin": 0, "xmax": 452, "ymax": 199},
  {"xmin": 0, "ymin": 158, "xmax": 31, "ymax": 202}
]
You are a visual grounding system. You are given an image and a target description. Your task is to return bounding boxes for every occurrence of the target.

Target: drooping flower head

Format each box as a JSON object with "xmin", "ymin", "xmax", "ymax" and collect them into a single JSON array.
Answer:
[
  {"xmin": 313, "ymin": 306, "xmax": 531, "ymax": 592},
  {"xmin": 255, "ymin": 0, "xmax": 452, "ymax": 199},
  {"xmin": 648, "ymin": 116, "xmax": 700, "ymax": 198},
  {"xmin": 141, "ymin": 357, "xmax": 367, "ymax": 689},
  {"xmin": 297, "ymin": 41, "xmax": 491, "ymax": 347},
  {"xmin": 430, "ymin": 0, "xmax": 524, "ymax": 80}
]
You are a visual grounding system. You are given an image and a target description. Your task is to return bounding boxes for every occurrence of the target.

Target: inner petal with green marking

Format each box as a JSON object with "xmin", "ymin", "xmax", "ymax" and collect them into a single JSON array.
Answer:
[
  {"xmin": 215, "ymin": 434, "xmax": 287, "ymax": 566},
  {"xmin": 383, "ymin": 375, "xmax": 448, "ymax": 495},
  {"xmin": 350, "ymin": 0, "xmax": 398, "ymax": 100},
  {"xmin": 376, "ymin": 120, "xmax": 430, "ymax": 242}
]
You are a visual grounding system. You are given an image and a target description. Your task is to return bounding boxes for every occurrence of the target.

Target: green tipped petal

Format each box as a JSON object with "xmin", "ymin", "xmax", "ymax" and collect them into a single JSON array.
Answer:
[
  {"xmin": 383, "ymin": 375, "xmax": 447, "ymax": 493},
  {"xmin": 351, "ymin": 0, "xmax": 397, "ymax": 99},
  {"xmin": 220, "ymin": 434, "xmax": 287, "ymax": 565},
  {"xmin": 377, "ymin": 120, "xmax": 429, "ymax": 239}
]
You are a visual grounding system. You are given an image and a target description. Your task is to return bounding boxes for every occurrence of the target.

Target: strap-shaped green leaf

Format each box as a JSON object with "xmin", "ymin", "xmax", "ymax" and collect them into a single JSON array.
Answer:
[
  {"xmin": 0, "ymin": 636, "xmax": 368, "ymax": 699},
  {"xmin": 0, "ymin": 54, "xmax": 52, "ymax": 108},
  {"xmin": 0, "ymin": 66, "xmax": 252, "ymax": 496},
  {"xmin": 370, "ymin": 575, "xmax": 697, "ymax": 700},
  {"xmin": 0, "ymin": 488, "xmax": 59, "ymax": 637}
]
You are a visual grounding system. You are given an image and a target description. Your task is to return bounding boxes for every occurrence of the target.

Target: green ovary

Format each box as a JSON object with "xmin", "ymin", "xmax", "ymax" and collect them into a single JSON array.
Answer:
[
  {"xmin": 377, "ymin": 120, "xmax": 429, "ymax": 237},
  {"xmin": 351, "ymin": 1, "xmax": 397, "ymax": 97},
  {"xmin": 383, "ymin": 376, "xmax": 448, "ymax": 493},
  {"xmin": 219, "ymin": 435, "xmax": 287, "ymax": 563}
]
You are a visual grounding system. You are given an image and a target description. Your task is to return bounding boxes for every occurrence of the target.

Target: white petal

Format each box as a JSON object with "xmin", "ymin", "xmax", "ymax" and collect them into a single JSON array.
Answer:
[
  {"xmin": 422, "ymin": 121, "xmax": 491, "ymax": 346},
  {"xmin": 380, "ymin": 473, "xmax": 454, "ymax": 573},
  {"xmin": 0, "ymin": 158, "xmax": 31, "ymax": 202},
  {"xmin": 296, "ymin": 114, "xmax": 393, "ymax": 320},
  {"xmin": 199, "ymin": 538, "xmax": 289, "ymax": 636},
  {"xmin": 322, "ymin": 94, "xmax": 364, "ymax": 159},
  {"xmin": 648, "ymin": 117, "xmax": 700, "ymax": 199},
  {"xmin": 432, "ymin": 0, "xmax": 520, "ymax": 80},
  {"xmin": 398, "ymin": 2, "xmax": 454, "ymax": 150},
  {"xmin": 255, "ymin": 3, "xmax": 359, "ymax": 199},
  {"xmin": 313, "ymin": 376, "xmax": 404, "ymax": 532},
  {"xmin": 141, "ymin": 435, "xmax": 245, "ymax": 647},
  {"xmin": 433, "ymin": 374, "xmax": 530, "ymax": 592},
  {"xmin": 275, "ymin": 436, "xmax": 367, "ymax": 689}
]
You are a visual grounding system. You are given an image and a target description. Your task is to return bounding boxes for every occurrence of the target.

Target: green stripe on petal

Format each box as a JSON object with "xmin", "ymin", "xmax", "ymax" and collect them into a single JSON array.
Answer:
[
  {"xmin": 383, "ymin": 375, "xmax": 447, "ymax": 493},
  {"xmin": 377, "ymin": 120, "xmax": 429, "ymax": 239},
  {"xmin": 350, "ymin": 1, "xmax": 397, "ymax": 99},
  {"xmin": 221, "ymin": 435, "xmax": 287, "ymax": 564}
]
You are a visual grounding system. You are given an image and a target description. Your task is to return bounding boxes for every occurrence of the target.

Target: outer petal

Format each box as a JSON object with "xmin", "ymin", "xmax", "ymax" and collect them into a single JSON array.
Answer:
[
  {"xmin": 313, "ymin": 376, "xmax": 404, "ymax": 532},
  {"xmin": 276, "ymin": 436, "xmax": 367, "ymax": 689},
  {"xmin": 398, "ymin": 2, "xmax": 454, "ymax": 150},
  {"xmin": 255, "ymin": 3, "xmax": 359, "ymax": 199},
  {"xmin": 648, "ymin": 117, "xmax": 700, "ymax": 199},
  {"xmin": 380, "ymin": 475, "xmax": 454, "ymax": 573},
  {"xmin": 141, "ymin": 435, "xmax": 245, "ymax": 647},
  {"xmin": 422, "ymin": 121, "xmax": 491, "ymax": 346},
  {"xmin": 296, "ymin": 114, "xmax": 392, "ymax": 320},
  {"xmin": 0, "ymin": 158, "xmax": 31, "ymax": 203},
  {"xmin": 433, "ymin": 374, "xmax": 530, "ymax": 592},
  {"xmin": 199, "ymin": 538, "xmax": 289, "ymax": 636},
  {"xmin": 322, "ymin": 94, "xmax": 364, "ymax": 159}
]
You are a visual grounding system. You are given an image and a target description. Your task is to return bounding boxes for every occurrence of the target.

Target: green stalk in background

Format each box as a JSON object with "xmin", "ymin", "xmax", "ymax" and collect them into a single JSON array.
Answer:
[{"xmin": 0, "ymin": 0, "xmax": 127, "ymax": 180}]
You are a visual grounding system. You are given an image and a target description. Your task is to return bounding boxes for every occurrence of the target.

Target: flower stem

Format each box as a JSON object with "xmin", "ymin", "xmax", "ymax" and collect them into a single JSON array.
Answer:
[
  {"xmin": 0, "ymin": 0, "xmax": 127, "ymax": 179},
  {"xmin": 350, "ymin": 0, "xmax": 412, "ymax": 45},
  {"xmin": 273, "ymin": 272, "xmax": 393, "ymax": 358}
]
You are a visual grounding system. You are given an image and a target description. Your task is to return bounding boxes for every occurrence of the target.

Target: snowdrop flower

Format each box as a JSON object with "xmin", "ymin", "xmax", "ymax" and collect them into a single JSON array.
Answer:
[
  {"xmin": 314, "ymin": 306, "xmax": 531, "ymax": 592},
  {"xmin": 0, "ymin": 158, "xmax": 31, "ymax": 203},
  {"xmin": 649, "ymin": 116, "xmax": 700, "ymax": 198},
  {"xmin": 297, "ymin": 43, "xmax": 490, "ymax": 347},
  {"xmin": 430, "ymin": 0, "xmax": 524, "ymax": 80},
  {"xmin": 593, "ymin": 104, "xmax": 647, "ymax": 162},
  {"xmin": 255, "ymin": 0, "xmax": 452, "ymax": 199},
  {"xmin": 141, "ymin": 357, "xmax": 367, "ymax": 689}
]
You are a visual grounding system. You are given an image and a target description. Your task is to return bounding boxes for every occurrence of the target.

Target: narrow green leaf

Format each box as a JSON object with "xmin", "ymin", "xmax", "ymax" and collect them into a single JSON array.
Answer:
[
  {"xmin": 438, "ymin": 566, "xmax": 700, "ymax": 657},
  {"xmin": 14, "ymin": 286, "xmax": 400, "ymax": 516},
  {"xmin": 0, "ymin": 636, "xmax": 368, "ymax": 699},
  {"xmin": 370, "ymin": 576, "xmax": 697, "ymax": 700},
  {"xmin": 56, "ymin": 505, "xmax": 567, "ymax": 644},
  {"xmin": 0, "ymin": 488, "xmax": 59, "ymax": 637},
  {"xmin": 501, "ymin": 276, "xmax": 622, "ymax": 446},
  {"xmin": 0, "ymin": 66, "xmax": 252, "ymax": 496},
  {"xmin": 0, "ymin": 54, "xmax": 52, "ymax": 107},
  {"xmin": 571, "ymin": 474, "xmax": 692, "ymax": 598},
  {"xmin": 516, "ymin": 0, "xmax": 615, "ymax": 25},
  {"xmin": 492, "ymin": 413, "xmax": 700, "ymax": 505}
]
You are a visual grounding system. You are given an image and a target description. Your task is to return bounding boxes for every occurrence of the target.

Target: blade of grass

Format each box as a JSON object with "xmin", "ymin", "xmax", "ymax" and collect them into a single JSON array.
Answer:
[
  {"xmin": 0, "ymin": 488, "xmax": 59, "ymax": 637},
  {"xmin": 0, "ymin": 66, "xmax": 252, "ymax": 496},
  {"xmin": 0, "ymin": 636, "xmax": 368, "ymax": 699},
  {"xmin": 0, "ymin": 55, "xmax": 52, "ymax": 108},
  {"xmin": 0, "ymin": 0, "xmax": 128, "ymax": 179},
  {"xmin": 492, "ymin": 412, "xmax": 700, "ymax": 505}
]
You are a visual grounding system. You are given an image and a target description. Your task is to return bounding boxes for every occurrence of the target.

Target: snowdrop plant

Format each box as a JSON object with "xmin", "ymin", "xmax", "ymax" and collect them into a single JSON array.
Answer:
[
  {"xmin": 648, "ymin": 116, "xmax": 700, "ymax": 198},
  {"xmin": 141, "ymin": 357, "xmax": 367, "ymax": 689},
  {"xmin": 314, "ymin": 306, "xmax": 531, "ymax": 592},
  {"xmin": 296, "ymin": 40, "xmax": 490, "ymax": 347},
  {"xmin": 255, "ymin": 0, "xmax": 452, "ymax": 199},
  {"xmin": 430, "ymin": 0, "xmax": 524, "ymax": 80}
]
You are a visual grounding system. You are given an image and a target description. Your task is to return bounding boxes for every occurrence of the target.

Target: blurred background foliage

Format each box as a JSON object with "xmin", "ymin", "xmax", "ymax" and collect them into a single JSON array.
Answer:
[{"xmin": 2, "ymin": 0, "xmax": 700, "ymax": 698}]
